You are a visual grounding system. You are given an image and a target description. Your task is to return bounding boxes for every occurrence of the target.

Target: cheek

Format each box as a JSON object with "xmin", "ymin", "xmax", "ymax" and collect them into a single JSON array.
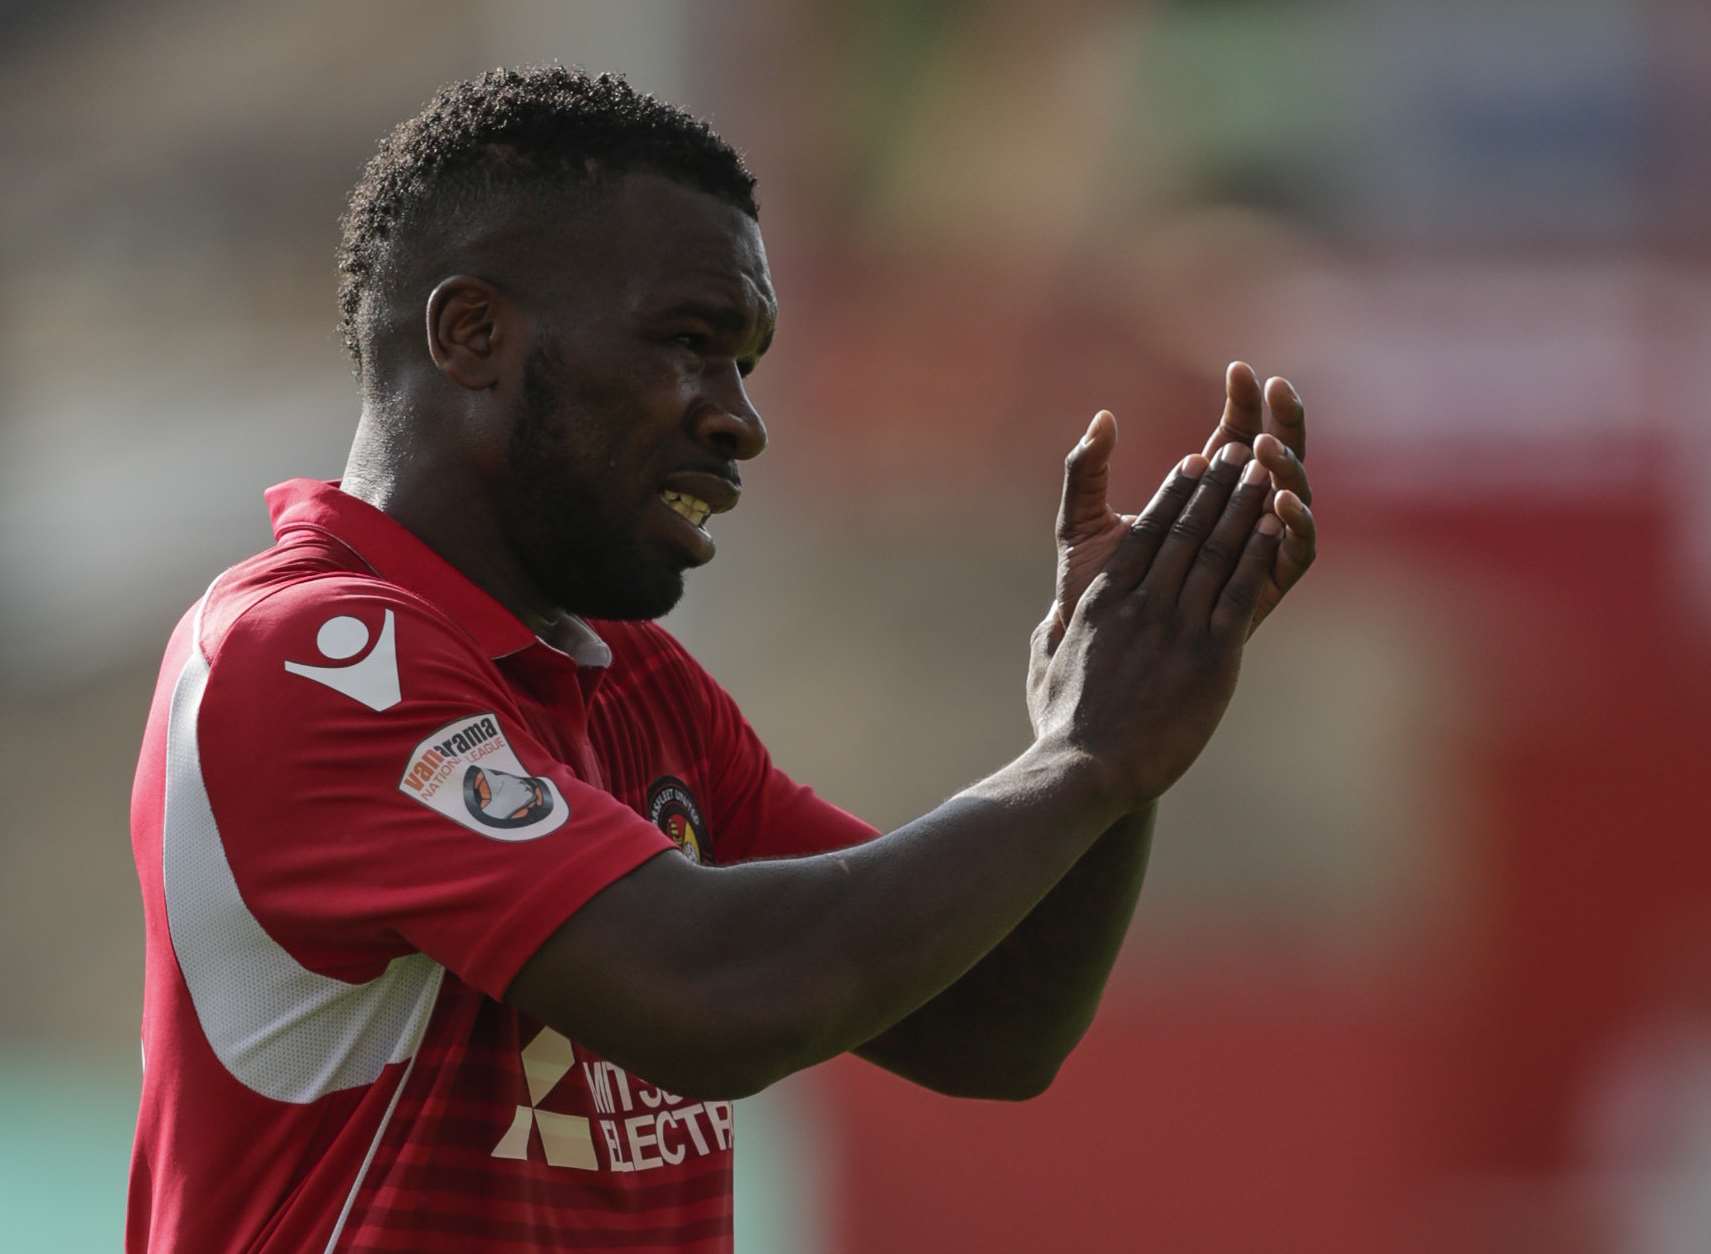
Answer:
[
  {"xmin": 533, "ymin": 352, "xmax": 692, "ymax": 484},
  {"xmin": 603, "ymin": 381, "xmax": 695, "ymax": 466}
]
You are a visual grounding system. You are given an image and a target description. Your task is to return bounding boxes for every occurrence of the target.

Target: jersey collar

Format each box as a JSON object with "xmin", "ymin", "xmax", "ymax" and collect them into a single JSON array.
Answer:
[{"xmin": 265, "ymin": 479, "xmax": 609, "ymax": 667}]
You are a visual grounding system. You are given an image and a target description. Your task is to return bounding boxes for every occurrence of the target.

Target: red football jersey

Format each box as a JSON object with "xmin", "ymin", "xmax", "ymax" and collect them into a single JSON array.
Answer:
[{"xmin": 127, "ymin": 479, "xmax": 877, "ymax": 1252}]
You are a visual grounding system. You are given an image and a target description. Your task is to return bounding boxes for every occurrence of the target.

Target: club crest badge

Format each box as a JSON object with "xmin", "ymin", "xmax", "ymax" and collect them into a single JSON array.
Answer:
[
  {"xmin": 647, "ymin": 776, "xmax": 707, "ymax": 864},
  {"xmin": 399, "ymin": 713, "xmax": 570, "ymax": 841}
]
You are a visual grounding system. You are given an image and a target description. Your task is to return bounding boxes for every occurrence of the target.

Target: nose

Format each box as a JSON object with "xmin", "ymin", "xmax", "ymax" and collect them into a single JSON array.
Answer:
[{"xmin": 693, "ymin": 364, "xmax": 768, "ymax": 461}]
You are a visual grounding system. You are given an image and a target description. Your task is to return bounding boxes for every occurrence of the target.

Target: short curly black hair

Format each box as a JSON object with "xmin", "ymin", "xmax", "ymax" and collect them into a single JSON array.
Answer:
[{"xmin": 337, "ymin": 65, "xmax": 758, "ymax": 373}]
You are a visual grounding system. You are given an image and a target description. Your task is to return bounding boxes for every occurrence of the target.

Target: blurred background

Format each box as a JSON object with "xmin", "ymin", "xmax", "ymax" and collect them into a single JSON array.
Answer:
[{"xmin": 5, "ymin": 0, "xmax": 1709, "ymax": 1249}]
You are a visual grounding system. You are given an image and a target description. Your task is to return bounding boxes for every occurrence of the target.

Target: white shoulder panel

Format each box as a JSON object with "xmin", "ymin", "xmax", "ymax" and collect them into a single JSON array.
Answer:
[{"xmin": 162, "ymin": 581, "xmax": 443, "ymax": 1103}]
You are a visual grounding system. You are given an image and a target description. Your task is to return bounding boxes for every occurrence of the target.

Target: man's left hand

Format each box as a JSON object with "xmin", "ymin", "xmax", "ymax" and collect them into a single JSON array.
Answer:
[{"xmin": 1036, "ymin": 361, "xmax": 1317, "ymax": 667}]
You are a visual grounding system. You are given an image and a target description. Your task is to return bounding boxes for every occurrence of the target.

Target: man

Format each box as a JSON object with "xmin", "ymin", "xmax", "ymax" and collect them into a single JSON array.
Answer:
[{"xmin": 127, "ymin": 66, "xmax": 1315, "ymax": 1252}]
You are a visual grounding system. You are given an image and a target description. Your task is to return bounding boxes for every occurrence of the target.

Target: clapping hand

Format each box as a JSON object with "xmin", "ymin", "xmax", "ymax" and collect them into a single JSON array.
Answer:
[{"xmin": 1029, "ymin": 362, "xmax": 1318, "ymax": 737}]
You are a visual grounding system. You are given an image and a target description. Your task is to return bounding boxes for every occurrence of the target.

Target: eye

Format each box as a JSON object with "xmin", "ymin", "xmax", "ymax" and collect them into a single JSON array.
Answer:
[{"xmin": 671, "ymin": 332, "xmax": 708, "ymax": 353}]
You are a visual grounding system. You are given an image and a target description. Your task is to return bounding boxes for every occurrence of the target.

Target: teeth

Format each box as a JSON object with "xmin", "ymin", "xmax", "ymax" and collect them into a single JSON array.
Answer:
[{"xmin": 660, "ymin": 490, "xmax": 711, "ymax": 529}]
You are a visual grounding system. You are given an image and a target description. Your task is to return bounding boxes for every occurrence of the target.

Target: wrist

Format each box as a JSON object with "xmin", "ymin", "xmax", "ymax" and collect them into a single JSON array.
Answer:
[{"xmin": 1019, "ymin": 734, "xmax": 1133, "ymax": 832}]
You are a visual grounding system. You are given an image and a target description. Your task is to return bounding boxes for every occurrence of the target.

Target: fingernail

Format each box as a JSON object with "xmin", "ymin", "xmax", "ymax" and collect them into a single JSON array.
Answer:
[
  {"xmin": 1180, "ymin": 454, "xmax": 1207, "ymax": 479},
  {"xmin": 1242, "ymin": 458, "xmax": 1267, "ymax": 486},
  {"xmin": 1258, "ymin": 513, "xmax": 1283, "ymax": 536},
  {"xmin": 1218, "ymin": 443, "xmax": 1252, "ymax": 466}
]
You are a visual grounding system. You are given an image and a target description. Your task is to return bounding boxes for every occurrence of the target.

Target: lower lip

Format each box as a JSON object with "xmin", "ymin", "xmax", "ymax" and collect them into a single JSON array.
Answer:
[{"xmin": 656, "ymin": 498, "xmax": 716, "ymax": 564}]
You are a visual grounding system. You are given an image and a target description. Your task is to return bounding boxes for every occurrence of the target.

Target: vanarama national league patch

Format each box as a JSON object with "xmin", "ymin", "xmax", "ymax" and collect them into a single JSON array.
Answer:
[{"xmin": 399, "ymin": 713, "xmax": 570, "ymax": 841}]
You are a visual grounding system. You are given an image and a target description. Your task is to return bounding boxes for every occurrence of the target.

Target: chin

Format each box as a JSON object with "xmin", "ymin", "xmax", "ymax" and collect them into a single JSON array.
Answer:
[{"xmin": 556, "ymin": 566, "xmax": 685, "ymax": 622}]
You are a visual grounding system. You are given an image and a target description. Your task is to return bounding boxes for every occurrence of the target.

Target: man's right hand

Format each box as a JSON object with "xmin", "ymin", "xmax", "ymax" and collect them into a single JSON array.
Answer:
[{"xmin": 1029, "ymin": 439, "xmax": 1281, "ymax": 809}]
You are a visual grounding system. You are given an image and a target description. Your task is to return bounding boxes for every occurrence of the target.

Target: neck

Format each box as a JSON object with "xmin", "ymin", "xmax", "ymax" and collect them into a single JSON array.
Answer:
[{"xmin": 342, "ymin": 408, "xmax": 560, "ymax": 630}]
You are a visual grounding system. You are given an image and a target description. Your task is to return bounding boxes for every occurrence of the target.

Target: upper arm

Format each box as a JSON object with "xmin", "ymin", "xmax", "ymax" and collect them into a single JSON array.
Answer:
[{"xmin": 502, "ymin": 851, "xmax": 789, "ymax": 1098}]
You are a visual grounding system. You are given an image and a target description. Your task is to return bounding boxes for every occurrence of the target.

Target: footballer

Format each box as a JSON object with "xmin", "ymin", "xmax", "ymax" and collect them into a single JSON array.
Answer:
[{"xmin": 126, "ymin": 66, "xmax": 1316, "ymax": 1251}]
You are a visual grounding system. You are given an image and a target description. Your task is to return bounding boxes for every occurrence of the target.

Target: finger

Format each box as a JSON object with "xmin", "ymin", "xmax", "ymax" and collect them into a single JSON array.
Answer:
[
  {"xmin": 1179, "ymin": 454, "xmax": 1272, "ymax": 625},
  {"xmin": 1212, "ymin": 513, "xmax": 1284, "ymax": 640},
  {"xmin": 1139, "ymin": 442, "xmax": 1251, "ymax": 601},
  {"xmin": 1262, "ymin": 375, "xmax": 1306, "ymax": 461},
  {"xmin": 1201, "ymin": 361, "xmax": 1264, "ymax": 458},
  {"xmin": 1096, "ymin": 453, "xmax": 1208, "ymax": 593},
  {"xmin": 1271, "ymin": 489, "xmax": 1317, "ymax": 593},
  {"xmin": 1253, "ymin": 432, "xmax": 1312, "ymax": 507},
  {"xmin": 1057, "ymin": 410, "xmax": 1118, "ymax": 542}
]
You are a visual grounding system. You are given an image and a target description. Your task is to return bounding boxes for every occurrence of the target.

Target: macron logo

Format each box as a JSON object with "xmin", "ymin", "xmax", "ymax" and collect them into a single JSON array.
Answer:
[{"xmin": 284, "ymin": 610, "xmax": 401, "ymax": 711}]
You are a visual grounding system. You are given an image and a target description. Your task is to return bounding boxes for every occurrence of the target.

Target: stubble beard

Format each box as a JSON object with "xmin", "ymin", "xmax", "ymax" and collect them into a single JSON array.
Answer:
[{"xmin": 502, "ymin": 343, "xmax": 686, "ymax": 622}]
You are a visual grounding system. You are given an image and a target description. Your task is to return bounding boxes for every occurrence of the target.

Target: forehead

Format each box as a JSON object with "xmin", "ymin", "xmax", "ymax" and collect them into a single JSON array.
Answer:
[{"xmin": 577, "ymin": 173, "xmax": 774, "ymax": 319}]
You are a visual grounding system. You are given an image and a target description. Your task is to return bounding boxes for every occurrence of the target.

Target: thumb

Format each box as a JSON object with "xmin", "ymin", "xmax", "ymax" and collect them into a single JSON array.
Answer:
[{"xmin": 1057, "ymin": 410, "xmax": 1117, "ymax": 541}]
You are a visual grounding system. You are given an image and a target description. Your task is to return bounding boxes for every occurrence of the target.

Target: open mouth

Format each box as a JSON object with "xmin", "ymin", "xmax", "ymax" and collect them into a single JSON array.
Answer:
[{"xmin": 659, "ymin": 489, "xmax": 712, "ymax": 530}]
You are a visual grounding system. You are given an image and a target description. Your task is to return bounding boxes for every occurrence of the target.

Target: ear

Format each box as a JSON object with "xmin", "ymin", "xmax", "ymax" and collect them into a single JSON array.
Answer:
[{"xmin": 425, "ymin": 275, "xmax": 510, "ymax": 390}]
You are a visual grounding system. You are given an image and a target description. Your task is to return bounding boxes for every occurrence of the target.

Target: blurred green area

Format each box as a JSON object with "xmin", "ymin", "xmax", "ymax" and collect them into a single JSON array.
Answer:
[{"xmin": 0, "ymin": 1051, "xmax": 136, "ymax": 1247}]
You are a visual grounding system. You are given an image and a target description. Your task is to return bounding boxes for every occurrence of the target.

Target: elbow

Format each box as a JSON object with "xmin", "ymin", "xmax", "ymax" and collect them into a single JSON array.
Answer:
[
  {"xmin": 994, "ymin": 1012, "xmax": 1100, "ymax": 1099},
  {"xmin": 958, "ymin": 1019, "xmax": 1091, "ymax": 1100},
  {"xmin": 992, "ymin": 1057, "xmax": 1064, "ymax": 1102},
  {"xmin": 862, "ymin": 1006, "xmax": 1093, "ymax": 1101},
  {"xmin": 966, "ymin": 1052, "xmax": 1066, "ymax": 1102},
  {"xmin": 958, "ymin": 1007, "xmax": 1093, "ymax": 1100},
  {"xmin": 905, "ymin": 1045, "xmax": 1071, "ymax": 1102}
]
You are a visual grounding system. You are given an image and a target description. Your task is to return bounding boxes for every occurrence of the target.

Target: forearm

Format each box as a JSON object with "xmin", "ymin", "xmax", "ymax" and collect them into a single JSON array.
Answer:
[
  {"xmin": 857, "ymin": 803, "xmax": 1155, "ymax": 1098},
  {"xmin": 508, "ymin": 739, "xmax": 1128, "ymax": 1099}
]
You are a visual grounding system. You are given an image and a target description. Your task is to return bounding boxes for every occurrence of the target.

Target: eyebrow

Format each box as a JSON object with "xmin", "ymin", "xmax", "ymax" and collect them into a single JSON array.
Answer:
[
  {"xmin": 654, "ymin": 300, "xmax": 750, "ymax": 335},
  {"xmin": 653, "ymin": 298, "xmax": 776, "ymax": 355}
]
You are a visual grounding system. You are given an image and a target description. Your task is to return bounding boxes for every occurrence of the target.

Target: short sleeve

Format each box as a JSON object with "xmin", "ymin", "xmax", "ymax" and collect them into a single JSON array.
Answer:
[
  {"xmin": 197, "ymin": 578, "xmax": 675, "ymax": 1000},
  {"xmin": 688, "ymin": 654, "xmax": 881, "ymax": 863}
]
